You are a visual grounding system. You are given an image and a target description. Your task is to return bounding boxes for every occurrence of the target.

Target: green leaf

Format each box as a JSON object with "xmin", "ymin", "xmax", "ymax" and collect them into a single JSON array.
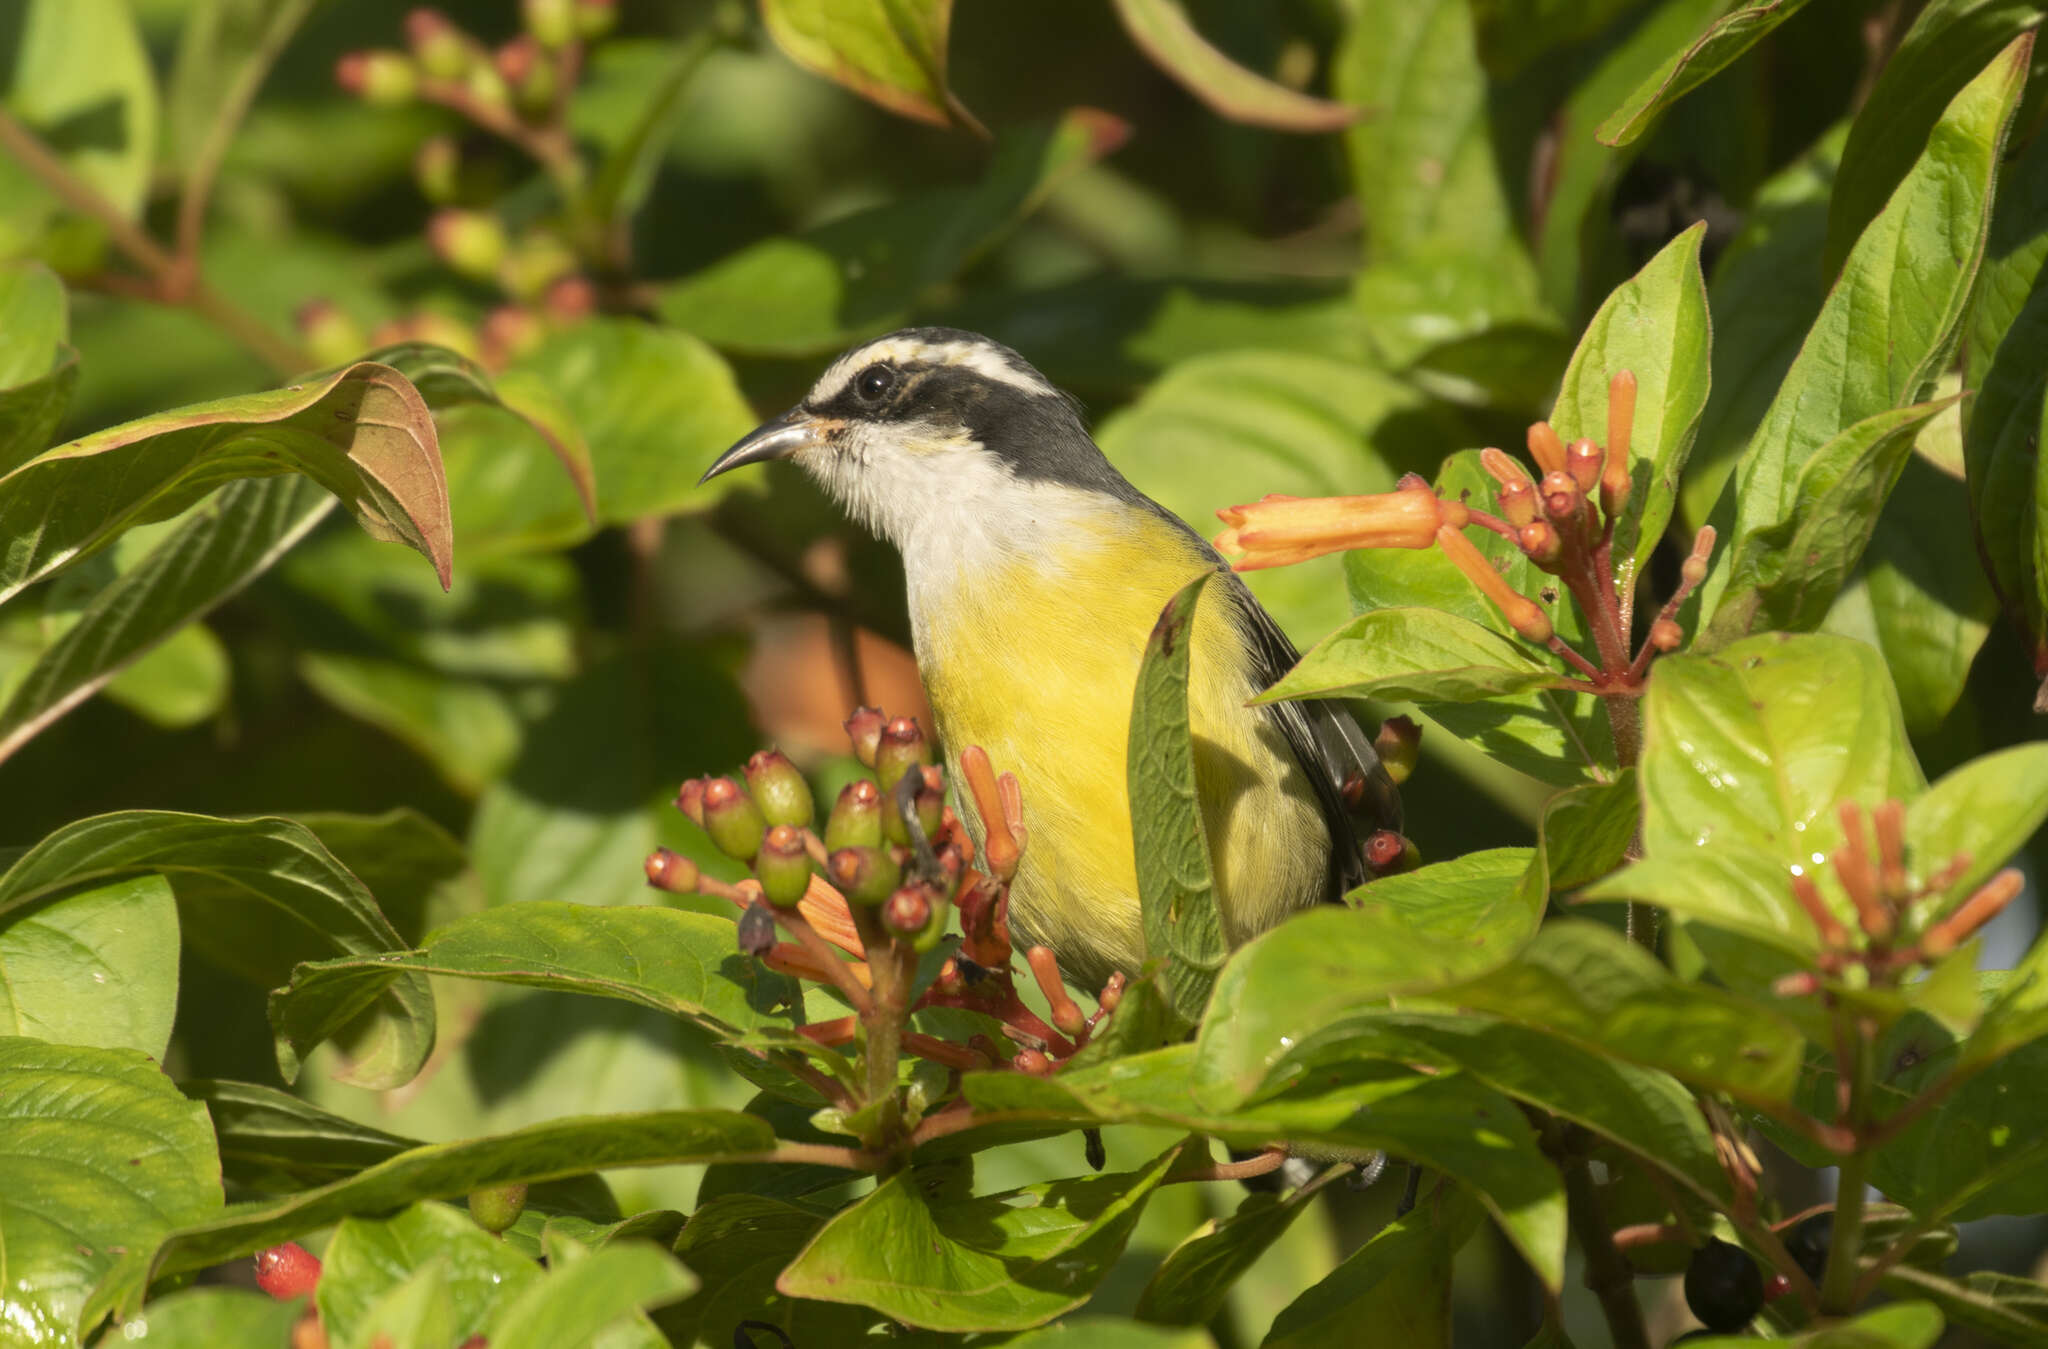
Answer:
[
  {"xmin": 1548, "ymin": 223, "xmax": 1712, "ymax": 585},
  {"xmin": 1129, "ymin": 574, "xmax": 1225, "ymax": 1030},
  {"xmin": 0, "ymin": 259, "xmax": 67, "ymax": 389},
  {"xmin": 0, "ymin": 1038, "xmax": 222, "ymax": 1344},
  {"xmin": 1428, "ymin": 920, "xmax": 1806, "ymax": 1107},
  {"xmin": 0, "ymin": 810, "xmax": 433, "ymax": 1091},
  {"xmin": 1881, "ymin": 1267, "xmax": 2048, "ymax": 1345},
  {"xmin": 1588, "ymin": 633, "xmax": 1920, "ymax": 956},
  {"xmin": 268, "ymin": 902, "xmax": 807, "ymax": 1080},
  {"xmin": 0, "ymin": 874, "xmax": 178, "ymax": 1058},
  {"xmin": 778, "ymin": 1142, "xmax": 1185, "ymax": 1331},
  {"xmin": 1262, "ymin": 1184, "xmax": 1481, "ymax": 1349},
  {"xmin": 1875, "ymin": 1033, "xmax": 2048, "ymax": 1221},
  {"xmin": 317, "ymin": 1202, "xmax": 539, "ymax": 1349},
  {"xmin": 759, "ymin": 0, "xmax": 972, "ymax": 130},
  {"xmin": 0, "ymin": 345, "xmax": 76, "ymax": 477},
  {"xmin": 1193, "ymin": 848, "xmax": 1540, "ymax": 1108},
  {"xmin": 1596, "ymin": 0, "xmax": 1813, "ymax": 145},
  {"xmin": 1701, "ymin": 38, "xmax": 2029, "ymax": 626},
  {"xmin": 1259, "ymin": 607, "xmax": 1575, "ymax": 704},
  {"xmin": 101, "ymin": 621, "xmax": 229, "ymax": 729},
  {"xmin": 1823, "ymin": 6, "xmax": 2045, "ymax": 278},
  {"xmin": 1111, "ymin": 0, "xmax": 1360, "ymax": 131},
  {"xmin": 1684, "ymin": 1302, "xmax": 1944, "ymax": 1348},
  {"xmin": 1905, "ymin": 743, "xmax": 2048, "ymax": 922},
  {"xmin": 180, "ymin": 1078, "xmax": 418, "ymax": 1190},
  {"xmin": 166, "ymin": 0, "xmax": 315, "ymax": 177},
  {"xmin": 586, "ymin": 31, "xmax": 718, "ymax": 233},
  {"xmin": 660, "ymin": 1195, "xmax": 881, "ymax": 1348},
  {"xmin": 1133, "ymin": 1184, "xmax": 1321, "ymax": 1326},
  {"xmin": 0, "ymin": 475, "xmax": 333, "ymax": 764},
  {"xmin": 659, "ymin": 111, "xmax": 1125, "ymax": 355},
  {"xmin": 0, "ymin": 0, "xmax": 159, "ymax": 244},
  {"xmin": 94, "ymin": 1287, "xmax": 304, "ymax": 1346},
  {"xmin": 348, "ymin": 1261, "xmax": 460, "ymax": 1349},
  {"xmin": 0, "ymin": 359, "xmax": 455, "ymax": 607},
  {"xmin": 1094, "ymin": 349, "xmax": 1455, "ymax": 642},
  {"xmin": 83, "ymin": 1109, "xmax": 774, "ymax": 1328},
  {"xmin": 1703, "ymin": 397, "xmax": 1960, "ymax": 645},
  {"xmin": 487, "ymin": 1239, "xmax": 695, "ymax": 1349}
]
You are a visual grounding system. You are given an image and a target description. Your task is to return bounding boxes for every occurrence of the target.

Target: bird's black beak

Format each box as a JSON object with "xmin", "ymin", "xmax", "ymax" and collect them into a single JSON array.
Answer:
[{"xmin": 699, "ymin": 406, "xmax": 822, "ymax": 485}]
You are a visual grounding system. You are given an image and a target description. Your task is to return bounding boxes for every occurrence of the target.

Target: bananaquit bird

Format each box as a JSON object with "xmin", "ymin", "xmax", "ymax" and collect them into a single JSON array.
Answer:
[{"xmin": 701, "ymin": 328, "xmax": 1401, "ymax": 992}]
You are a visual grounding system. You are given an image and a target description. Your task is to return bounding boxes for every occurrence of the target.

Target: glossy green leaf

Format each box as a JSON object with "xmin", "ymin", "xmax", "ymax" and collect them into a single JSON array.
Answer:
[
  {"xmin": 760, "ymin": 0, "xmax": 971, "ymax": 130},
  {"xmin": 1685, "ymin": 1302, "xmax": 1943, "ymax": 1348},
  {"xmin": 1525, "ymin": 770, "xmax": 1640, "ymax": 901},
  {"xmin": 1823, "ymin": 9, "xmax": 2043, "ymax": 277},
  {"xmin": 0, "ymin": 345, "xmax": 76, "ymax": 477},
  {"xmin": 1905, "ymin": 743, "xmax": 2048, "ymax": 921},
  {"xmin": 0, "ymin": 259, "xmax": 67, "ymax": 389},
  {"xmin": 1111, "ymin": 0, "xmax": 1360, "ymax": 131},
  {"xmin": 1596, "ymin": 0, "xmax": 1813, "ymax": 145},
  {"xmin": 659, "ymin": 111, "xmax": 1126, "ymax": 355},
  {"xmin": 0, "ymin": 0, "xmax": 159, "ymax": 244},
  {"xmin": 317, "ymin": 1202, "xmax": 540, "ymax": 1348},
  {"xmin": 1193, "ymin": 849, "xmax": 1539, "ymax": 1108},
  {"xmin": 348, "ymin": 1261, "xmax": 460, "ymax": 1349},
  {"xmin": 0, "ymin": 1038, "xmax": 222, "ymax": 1345},
  {"xmin": 1095, "ymin": 349, "xmax": 1453, "ymax": 642},
  {"xmin": 1262, "ymin": 1184, "xmax": 1480, "ymax": 1349},
  {"xmin": 1702, "ymin": 38, "xmax": 2028, "ymax": 627},
  {"xmin": 779, "ymin": 1142, "xmax": 1184, "ymax": 1331},
  {"xmin": 1129, "ymin": 574, "xmax": 1224, "ymax": 1029},
  {"xmin": 0, "ymin": 874, "xmax": 178, "ymax": 1058},
  {"xmin": 1429, "ymin": 920, "xmax": 1806, "ymax": 1106},
  {"xmin": 84, "ymin": 1108, "xmax": 775, "ymax": 1327},
  {"xmin": 0, "ymin": 475, "xmax": 333, "ymax": 764},
  {"xmin": 660, "ymin": 1195, "xmax": 881, "ymax": 1348},
  {"xmin": 1133, "ymin": 1184, "xmax": 1320, "ymax": 1326},
  {"xmin": 1548, "ymin": 223, "xmax": 1712, "ymax": 584},
  {"xmin": 1588, "ymin": 633, "xmax": 1920, "ymax": 955},
  {"xmin": 488, "ymin": 1238, "xmax": 694, "ymax": 1349},
  {"xmin": 0, "ymin": 810, "xmax": 433, "ymax": 1089},
  {"xmin": 1259, "ymin": 606, "xmax": 1575, "ymax": 705},
  {"xmin": 96, "ymin": 1287, "xmax": 305, "ymax": 1346},
  {"xmin": 1881, "ymin": 1267, "xmax": 2048, "ymax": 1345},
  {"xmin": 269, "ymin": 902, "xmax": 807, "ymax": 1080},
  {"xmin": 1875, "ymin": 1034, "xmax": 2048, "ymax": 1222},
  {"xmin": 181, "ymin": 1078, "xmax": 417, "ymax": 1190},
  {"xmin": 1703, "ymin": 397, "xmax": 1959, "ymax": 646},
  {"xmin": 0, "ymin": 359, "xmax": 454, "ymax": 607}
]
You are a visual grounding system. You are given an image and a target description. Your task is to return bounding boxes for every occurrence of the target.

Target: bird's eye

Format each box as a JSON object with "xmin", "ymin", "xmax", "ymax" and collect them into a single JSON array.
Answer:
[{"xmin": 854, "ymin": 364, "xmax": 895, "ymax": 402}]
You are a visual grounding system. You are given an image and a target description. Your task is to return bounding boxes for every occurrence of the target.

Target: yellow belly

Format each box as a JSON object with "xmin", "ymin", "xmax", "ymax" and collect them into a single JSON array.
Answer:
[{"xmin": 912, "ymin": 511, "xmax": 1328, "ymax": 993}]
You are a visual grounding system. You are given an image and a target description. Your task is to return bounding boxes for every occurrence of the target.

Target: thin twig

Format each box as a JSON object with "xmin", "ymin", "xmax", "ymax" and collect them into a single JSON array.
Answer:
[{"xmin": 1164, "ymin": 1148, "xmax": 1288, "ymax": 1185}]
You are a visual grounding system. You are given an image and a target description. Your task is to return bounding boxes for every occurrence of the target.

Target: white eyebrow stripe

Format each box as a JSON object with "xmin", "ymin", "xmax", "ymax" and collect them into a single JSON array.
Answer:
[{"xmin": 809, "ymin": 336, "xmax": 1058, "ymax": 405}]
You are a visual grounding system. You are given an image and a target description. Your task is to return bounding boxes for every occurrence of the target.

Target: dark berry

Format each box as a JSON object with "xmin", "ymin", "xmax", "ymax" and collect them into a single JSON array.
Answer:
[
  {"xmin": 1785, "ymin": 1211, "xmax": 1831, "ymax": 1282},
  {"xmin": 1683, "ymin": 1237, "xmax": 1764, "ymax": 1332}
]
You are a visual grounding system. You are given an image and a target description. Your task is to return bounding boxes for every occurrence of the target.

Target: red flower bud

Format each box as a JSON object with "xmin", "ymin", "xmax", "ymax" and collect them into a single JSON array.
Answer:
[
  {"xmin": 644, "ymin": 847, "xmax": 699, "ymax": 894},
  {"xmin": 844, "ymin": 706, "xmax": 886, "ymax": 767}
]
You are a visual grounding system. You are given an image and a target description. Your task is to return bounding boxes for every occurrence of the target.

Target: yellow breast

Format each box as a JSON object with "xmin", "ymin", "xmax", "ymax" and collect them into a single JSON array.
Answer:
[{"xmin": 911, "ymin": 504, "xmax": 1329, "ymax": 993}]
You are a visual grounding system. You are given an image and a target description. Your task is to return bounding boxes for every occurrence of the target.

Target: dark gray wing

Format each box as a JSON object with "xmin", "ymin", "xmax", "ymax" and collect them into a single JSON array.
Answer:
[{"xmin": 1218, "ymin": 570, "xmax": 1403, "ymax": 898}]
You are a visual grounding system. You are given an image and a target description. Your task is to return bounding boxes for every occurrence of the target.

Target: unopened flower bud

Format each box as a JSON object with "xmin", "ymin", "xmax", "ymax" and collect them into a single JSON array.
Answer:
[
  {"xmin": 406, "ymin": 311, "xmax": 482, "ymax": 361},
  {"xmin": 413, "ymin": 135, "xmax": 460, "ymax": 203},
  {"xmin": 524, "ymin": 0, "xmax": 578, "ymax": 48},
  {"xmin": 427, "ymin": 208, "xmax": 507, "ymax": 280},
  {"xmin": 702, "ymin": 776, "xmax": 766, "ymax": 862},
  {"xmin": 745, "ymin": 749, "xmax": 815, "ymax": 828},
  {"xmin": 883, "ymin": 884, "xmax": 932, "ymax": 937},
  {"xmin": 495, "ymin": 35, "xmax": 557, "ymax": 114},
  {"xmin": 575, "ymin": 0, "xmax": 619, "ymax": 39},
  {"xmin": 1650, "ymin": 618, "xmax": 1683, "ymax": 651},
  {"xmin": 756, "ymin": 825, "xmax": 813, "ymax": 908},
  {"xmin": 468, "ymin": 1182, "xmax": 527, "ymax": 1234},
  {"xmin": 1366, "ymin": 829, "xmax": 1420, "ymax": 873},
  {"xmin": 1681, "ymin": 527, "xmax": 1716, "ymax": 586},
  {"xmin": 827, "ymin": 845, "xmax": 900, "ymax": 907},
  {"xmin": 1539, "ymin": 470, "xmax": 1584, "ymax": 523},
  {"xmin": 405, "ymin": 8, "xmax": 473, "ymax": 81},
  {"xmin": 844, "ymin": 707, "xmax": 886, "ymax": 766},
  {"xmin": 913, "ymin": 769, "xmax": 945, "ymax": 841},
  {"xmin": 1518, "ymin": 520, "xmax": 1562, "ymax": 568},
  {"xmin": 644, "ymin": 847, "xmax": 699, "ymax": 894},
  {"xmin": 465, "ymin": 59, "xmax": 513, "ymax": 110},
  {"xmin": 1372, "ymin": 716, "xmax": 1421, "ymax": 786},
  {"xmin": 254, "ymin": 1242, "xmax": 322, "ymax": 1300},
  {"xmin": 1526, "ymin": 421, "xmax": 1567, "ymax": 475},
  {"xmin": 1013, "ymin": 1048, "xmax": 1053, "ymax": 1075},
  {"xmin": 877, "ymin": 717, "xmax": 931, "ymax": 793},
  {"xmin": 295, "ymin": 299, "xmax": 364, "ymax": 366},
  {"xmin": 1215, "ymin": 487, "xmax": 1442, "ymax": 570},
  {"xmin": 675, "ymin": 778, "xmax": 707, "ymax": 826},
  {"xmin": 825, "ymin": 779, "xmax": 882, "ymax": 850},
  {"xmin": 1566, "ymin": 438, "xmax": 1602, "ymax": 493},
  {"xmin": 736, "ymin": 899, "xmax": 777, "ymax": 956},
  {"xmin": 497, "ymin": 232, "xmax": 577, "ymax": 302},
  {"xmin": 1604, "ymin": 370, "xmax": 1637, "ymax": 513},
  {"xmin": 1496, "ymin": 477, "xmax": 1537, "ymax": 528},
  {"xmin": 541, "ymin": 274, "xmax": 596, "ymax": 323},
  {"xmin": 336, "ymin": 50, "xmax": 418, "ymax": 105}
]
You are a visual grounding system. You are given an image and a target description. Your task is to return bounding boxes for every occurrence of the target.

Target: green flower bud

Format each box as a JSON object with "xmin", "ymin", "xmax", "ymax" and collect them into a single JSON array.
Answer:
[
  {"xmin": 827, "ymin": 845, "xmax": 899, "ymax": 907},
  {"xmin": 336, "ymin": 50, "xmax": 418, "ymax": 105},
  {"xmin": 494, "ymin": 35, "xmax": 557, "ymax": 115},
  {"xmin": 703, "ymin": 776, "xmax": 766, "ymax": 863},
  {"xmin": 1372, "ymin": 715, "xmax": 1421, "ymax": 787},
  {"xmin": 414, "ymin": 136, "xmax": 460, "ymax": 203},
  {"xmin": 824, "ymin": 779, "xmax": 882, "ymax": 851},
  {"xmin": 427, "ymin": 208, "xmax": 507, "ymax": 280},
  {"xmin": 294, "ymin": 300, "xmax": 364, "ymax": 367},
  {"xmin": 468, "ymin": 1182, "xmax": 527, "ymax": 1234},
  {"xmin": 524, "ymin": 0, "xmax": 578, "ymax": 48},
  {"xmin": 876, "ymin": 717, "xmax": 930, "ymax": 793},
  {"xmin": 883, "ymin": 884, "xmax": 947, "ymax": 949},
  {"xmin": 405, "ymin": 9, "xmax": 473, "ymax": 81},
  {"xmin": 464, "ymin": 60, "xmax": 512, "ymax": 111},
  {"xmin": 843, "ymin": 706, "xmax": 885, "ymax": 767},
  {"xmin": 496, "ymin": 231, "xmax": 578, "ymax": 302},
  {"xmin": 756, "ymin": 825, "xmax": 813, "ymax": 908},
  {"xmin": 745, "ymin": 749, "xmax": 814, "ymax": 829}
]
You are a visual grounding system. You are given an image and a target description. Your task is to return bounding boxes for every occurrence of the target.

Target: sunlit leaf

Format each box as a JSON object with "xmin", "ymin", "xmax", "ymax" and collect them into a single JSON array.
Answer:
[
  {"xmin": 316, "ymin": 1202, "xmax": 539, "ymax": 1348},
  {"xmin": 760, "ymin": 0, "xmax": 973, "ymax": 130},
  {"xmin": 0, "ymin": 874, "xmax": 177, "ymax": 1058},
  {"xmin": 1111, "ymin": 0, "xmax": 1360, "ymax": 131},
  {"xmin": 1260, "ymin": 607, "xmax": 1576, "ymax": 705},
  {"xmin": 1596, "ymin": 0, "xmax": 1813, "ymax": 145}
]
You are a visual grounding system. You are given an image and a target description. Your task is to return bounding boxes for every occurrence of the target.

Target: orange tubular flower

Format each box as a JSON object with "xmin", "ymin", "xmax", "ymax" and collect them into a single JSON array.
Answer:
[{"xmin": 1215, "ymin": 487, "xmax": 1444, "ymax": 571}]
